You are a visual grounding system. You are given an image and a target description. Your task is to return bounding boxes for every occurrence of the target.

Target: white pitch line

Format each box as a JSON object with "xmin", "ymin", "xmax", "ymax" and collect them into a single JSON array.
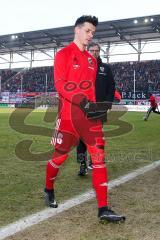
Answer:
[{"xmin": 0, "ymin": 160, "xmax": 160, "ymax": 240}]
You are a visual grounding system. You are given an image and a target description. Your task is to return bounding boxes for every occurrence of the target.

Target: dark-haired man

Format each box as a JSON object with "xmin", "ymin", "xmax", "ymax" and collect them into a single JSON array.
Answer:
[
  {"xmin": 44, "ymin": 15, "xmax": 125, "ymax": 223},
  {"xmin": 77, "ymin": 42, "xmax": 115, "ymax": 174}
]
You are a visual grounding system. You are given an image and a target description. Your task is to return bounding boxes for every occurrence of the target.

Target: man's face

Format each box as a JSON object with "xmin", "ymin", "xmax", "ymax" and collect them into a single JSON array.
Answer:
[
  {"xmin": 89, "ymin": 45, "xmax": 100, "ymax": 59},
  {"xmin": 75, "ymin": 22, "xmax": 96, "ymax": 46}
]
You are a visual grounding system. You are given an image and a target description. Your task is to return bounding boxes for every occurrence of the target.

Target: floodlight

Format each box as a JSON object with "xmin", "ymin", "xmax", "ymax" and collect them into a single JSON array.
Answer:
[{"xmin": 144, "ymin": 18, "xmax": 149, "ymax": 23}]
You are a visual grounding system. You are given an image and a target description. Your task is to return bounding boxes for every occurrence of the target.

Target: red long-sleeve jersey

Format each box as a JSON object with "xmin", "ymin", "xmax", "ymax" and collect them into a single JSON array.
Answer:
[
  {"xmin": 48, "ymin": 43, "xmax": 107, "ymax": 208},
  {"xmin": 114, "ymin": 90, "xmax": 121, "ymax": 102},
  {"xmin": 54, "ymin": 42, "xmax": 97, "ymax": 119},
  {"xmin": 149, "ymin": 95, "xmax": 157, "ymax": 108}
]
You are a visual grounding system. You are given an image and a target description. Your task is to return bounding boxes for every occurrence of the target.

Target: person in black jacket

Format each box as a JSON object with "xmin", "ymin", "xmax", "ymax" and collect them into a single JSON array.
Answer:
[{"xmin": 77, "ymin": 42, "xmax": 115, "ymax": 176}]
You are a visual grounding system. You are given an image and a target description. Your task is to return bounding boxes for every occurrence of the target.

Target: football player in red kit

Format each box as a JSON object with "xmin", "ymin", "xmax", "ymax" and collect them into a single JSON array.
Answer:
[
  {"xmin": 144, "ymin": 93, "xmax": 160, "ymax": 121},
  {"xmin": 114, "ymin": 90, "xmax": 122, "ymax": 103},
  {"xmin": 44, "ymin": 15, "xmax": 125, "ymax": 223}
]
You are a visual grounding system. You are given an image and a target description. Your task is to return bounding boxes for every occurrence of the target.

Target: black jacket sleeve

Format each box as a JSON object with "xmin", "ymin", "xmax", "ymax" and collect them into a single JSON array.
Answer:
[{"xmin": 105, "ymin": 64, "xmax": 115, "ymax": 103}]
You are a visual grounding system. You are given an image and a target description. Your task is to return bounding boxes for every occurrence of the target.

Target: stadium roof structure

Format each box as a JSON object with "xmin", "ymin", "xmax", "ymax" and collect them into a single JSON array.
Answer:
[
  {"xmin": 0, "ymin": 14, "xmax": 160, "ymax": 66},
  {"xmin": 0, "ymin": 14, "xmax": 160, "ymax": 53}
]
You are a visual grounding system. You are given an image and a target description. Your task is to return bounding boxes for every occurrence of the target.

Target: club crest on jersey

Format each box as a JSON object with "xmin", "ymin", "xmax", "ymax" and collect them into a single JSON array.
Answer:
[
  {"xmin": 88, "ymin": 57, "xmax": 94, "ymax": 70},
  {"xmin": 100, "ymin": 66, "xmax": 105, "ymax": 72},
  {"xmin": 88, "ymin": 57, "xmax": 93, "ymax": 65}
]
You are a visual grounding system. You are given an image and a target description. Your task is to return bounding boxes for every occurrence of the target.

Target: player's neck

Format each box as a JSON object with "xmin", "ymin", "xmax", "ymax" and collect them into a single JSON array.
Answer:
[{"xmin": 73, "ymin": 39, "xmax": 86, "ymax": 52}]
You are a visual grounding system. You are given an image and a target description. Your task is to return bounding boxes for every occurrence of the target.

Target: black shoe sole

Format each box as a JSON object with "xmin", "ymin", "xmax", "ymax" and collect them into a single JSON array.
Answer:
[
  {"xmin": 78, "ymin": 171, "xmax": 88, "ymax": 176},
  {"xmin": 99, "ymin": 216, "xmax": 126, "ymax": 224},
  {"xmin": 48, "ymin": 203, "xmax": 58, "ymax": 208}
]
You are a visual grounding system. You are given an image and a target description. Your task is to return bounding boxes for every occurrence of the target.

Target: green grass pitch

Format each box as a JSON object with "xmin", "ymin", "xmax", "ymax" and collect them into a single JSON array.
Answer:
[{"xmin": 0, "ymin": 108, "xmax": 159, "ymax": 226}]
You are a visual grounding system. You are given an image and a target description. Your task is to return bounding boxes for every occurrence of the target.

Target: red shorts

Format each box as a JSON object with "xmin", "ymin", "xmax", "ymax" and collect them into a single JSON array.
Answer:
[{"xmin": 51, "ymin": 112, "xmax": 105, "ymax": 154}]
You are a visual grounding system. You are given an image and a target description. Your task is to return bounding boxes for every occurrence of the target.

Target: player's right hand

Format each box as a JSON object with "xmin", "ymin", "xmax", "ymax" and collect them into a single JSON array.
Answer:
[{"xmin": 80, "ymin": 97, "xmax": 92, "ymax": 115}]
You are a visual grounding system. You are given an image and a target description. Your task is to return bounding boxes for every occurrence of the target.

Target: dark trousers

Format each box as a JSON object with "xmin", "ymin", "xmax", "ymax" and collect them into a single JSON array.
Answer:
[
  {"xmin": 146, "ymin": 106, "xmax": 160, "ymax": 119},
  {"xmin": 77, "ymin": 139, "xmax": 87, "ymax": 164}
]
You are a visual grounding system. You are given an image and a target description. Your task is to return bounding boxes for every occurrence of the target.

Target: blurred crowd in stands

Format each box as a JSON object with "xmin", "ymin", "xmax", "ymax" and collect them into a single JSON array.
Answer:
[
  {"xmin": 0, "ymin": 60, "xmax": 160, "ymax": 95},
  {"xmin": 112, "ymin": 60, "xmax": 160, "ymax": 93},
  {"xmin": 0, "ymin": 67, "xmax": 55, "ymax": 93}
]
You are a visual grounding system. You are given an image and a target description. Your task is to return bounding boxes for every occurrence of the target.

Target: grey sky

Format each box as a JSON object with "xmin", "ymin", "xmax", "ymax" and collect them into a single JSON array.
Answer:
[{"xmin": 0, "ymin": 0, "xmax": 160, "ymax": 36}]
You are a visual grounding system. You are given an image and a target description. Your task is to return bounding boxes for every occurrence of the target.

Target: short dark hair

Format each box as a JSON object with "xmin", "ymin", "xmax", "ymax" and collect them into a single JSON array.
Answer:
[
  {"xmin": 87, "ymin": 42, "xmax": 100, "ymax": 51},
  {"xmin": 74, "ymin": 15, "xmax": 98, "ymax": 27}
]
